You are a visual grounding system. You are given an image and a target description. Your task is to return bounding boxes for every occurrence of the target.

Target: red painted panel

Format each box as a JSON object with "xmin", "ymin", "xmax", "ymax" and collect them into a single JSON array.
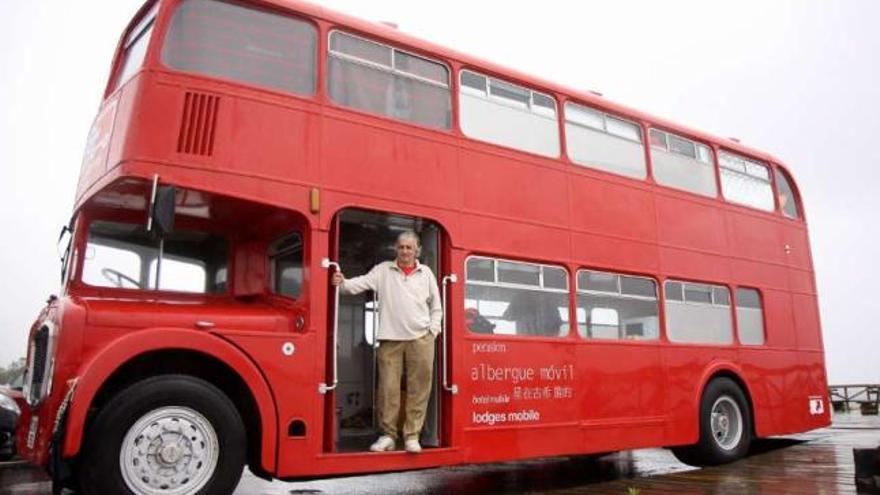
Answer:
[
  {"xmin": 658, "ymin": 246, "xmax": 731, "ymax": 282},
  {"xmin": 569, "ymin": 175, "xmax": 657, "ymax": 240},
  {"xmin": 738, "ymin": 349, "xmax": 797, "ymax": 436},
  {"xmin": 725, "ymin": 211, "xmax": 785, "ymax": 264},
  {"xmin": 319, "ymin": 190, "xmax": 461, "ymax": 236},
  {"xmin": 77, "ymin": 97, "xmax": 118, "ymax": 201},
  {"xmin": 230, "ymin": 99, "xmax": 319, "ymax": 182},
  {"xmin": 792, "ymin": 293, "xmax": 823, "ymax": 350},
  {"xmin": 84, "ymin": 300, "xmax": 288, "ymax": 332},
  {"xmin": 104, "ymin": 78, "xmax": 139, "ymax": 177},
  {"xmin": 460, "ymin": 148, "xmax": 569, "ymax": 227},
  {"xmin": 782, "ymin": 224, "xmax": 812, "ymax": 270},
  {"xmin": 225, "ymin": 333, "xmax": 323, "ymax": 477},
  {"xmin": 463, "ymin": 427, "xmax": 583, "ymax": 462},
  {"xmin": 119, "ymin": 161, "xmax": 316, "ymax": 217},
  {"xmin": 655, "ymin": 195, "xmax": 727, "ymax": 253},
  {"xmin": 782, "ymin": 359, "xmax": 812, "ymax": 434},
  {"xmin": 576, "ymin": 342, "xmax": 664, "ymax": 423},
  {"xmin": 763, "ymin": 289, "xmax": 797, "ymax": 348},
  {"xmin": 460, "ymin": 213, "xmax": 570, "ymax": 263},
  {"xmin": 322, "ymin": 116, "xmax": 459, "ymax": 209},
  {"xmin": 571, "ymin": 232, "xmax": 660, "ymax": 275},
  {"xmin": 729, "ymin": 258, "xmax": 788, "ymax": 291},
  {"xmin": 789, "ymin": 268, "xmax": 816, "ymax": 295}
]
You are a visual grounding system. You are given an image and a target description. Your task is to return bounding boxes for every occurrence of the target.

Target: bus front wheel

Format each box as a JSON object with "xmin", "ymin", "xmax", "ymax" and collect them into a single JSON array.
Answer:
[
  {"xmin": 78, "ymin": 375, "xmax": 246, "ymax": 495},
  {"xmin": 672, "ymin": 377, "xmax": 752, "ymax": 466}
]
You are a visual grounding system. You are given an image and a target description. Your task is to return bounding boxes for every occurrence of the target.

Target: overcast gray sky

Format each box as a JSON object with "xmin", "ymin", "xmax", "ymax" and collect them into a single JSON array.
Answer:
[{"xmin": 1, "ymin": 0, "xmax": 877, "ymax": 384}]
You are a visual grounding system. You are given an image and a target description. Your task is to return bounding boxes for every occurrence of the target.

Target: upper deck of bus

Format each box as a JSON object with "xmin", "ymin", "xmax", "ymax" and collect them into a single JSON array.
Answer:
[{"xmin": 78, "ymin": 0, "xmax": 806, "ymax": 231}]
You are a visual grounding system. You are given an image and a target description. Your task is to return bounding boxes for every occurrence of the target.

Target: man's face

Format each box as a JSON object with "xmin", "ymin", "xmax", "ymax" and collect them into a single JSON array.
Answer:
[{"xmin": 396, "ymin": 237, "xmax": 418, "ymax": 266}]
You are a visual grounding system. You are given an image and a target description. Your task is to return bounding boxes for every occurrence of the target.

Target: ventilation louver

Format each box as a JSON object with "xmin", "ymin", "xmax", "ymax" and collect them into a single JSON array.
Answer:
[{"xmin": 177, "ymin": 92, "xmax": 219, "ymax": 156}]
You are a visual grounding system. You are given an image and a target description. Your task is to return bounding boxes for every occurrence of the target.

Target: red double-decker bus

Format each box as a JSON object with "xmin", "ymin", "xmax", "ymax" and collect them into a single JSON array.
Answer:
[{"xmin": 17, "ymin": 0, "xmax": 829, "ymax": 493}]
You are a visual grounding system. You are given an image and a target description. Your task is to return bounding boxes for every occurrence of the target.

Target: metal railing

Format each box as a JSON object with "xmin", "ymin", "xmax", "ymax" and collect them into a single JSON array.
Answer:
[{"xmin": 829, "ymin": 384, "xmax": 880, "ymax": 414}]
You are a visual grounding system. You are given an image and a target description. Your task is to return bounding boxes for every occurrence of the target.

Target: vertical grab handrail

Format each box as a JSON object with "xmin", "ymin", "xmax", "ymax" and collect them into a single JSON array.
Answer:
[
  {"xmin": 441, "ymin": 274, "xmax": 459, "ymax": 394},
  {"xmin": 371, "ymin": 292, "xmax": 379, "ymax": 428},
  {"xmin": 372, "ymin": 293, "xmax": 380, "ymax": 349},
  {"xmin": 319, "ymin": 258, "xmax": 341, "ymax": 394}
]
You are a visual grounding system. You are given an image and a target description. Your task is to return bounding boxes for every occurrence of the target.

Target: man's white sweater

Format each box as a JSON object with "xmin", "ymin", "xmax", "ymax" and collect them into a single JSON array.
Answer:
[{"xmin": 340, "ymin": 260, "xmax": 442, "ymax": 341}]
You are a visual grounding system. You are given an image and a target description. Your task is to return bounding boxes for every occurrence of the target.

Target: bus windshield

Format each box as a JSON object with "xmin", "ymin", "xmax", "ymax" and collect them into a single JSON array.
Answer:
[{"xmin": 82, "ymin": 220, "xmax": 228, "ymax": 294}]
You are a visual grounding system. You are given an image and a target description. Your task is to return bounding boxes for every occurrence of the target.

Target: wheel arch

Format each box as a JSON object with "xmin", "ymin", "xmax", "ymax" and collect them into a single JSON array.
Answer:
[
  {"xmin": 697, "ymin": 363, "xmax": 757, "ymax": 438},
  {"xmin": 63, "ymin": 328, "xmax": 278, "ymax": 476}
]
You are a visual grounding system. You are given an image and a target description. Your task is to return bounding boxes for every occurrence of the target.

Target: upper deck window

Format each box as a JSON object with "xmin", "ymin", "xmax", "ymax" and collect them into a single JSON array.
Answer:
[
  {"xmin": 465, "ymin": 256, "xmax": 569, "ymax": 337},
  {"xmin": 162, "ymin": 0, "xmax": 317, "ymax": 95},
  {"xmin": 113, "ymin": 5, "xmax": 157, "ymax": 91},
  {"xmin": 565, "ymin": 102, "xmax": 646, "ymax": 179},
  {"xmin": 459, "ymin": 70, "xmax": 560, "ymax": 157},
  {"xmin": 328, "ymin": 31, "xmax": 451, "ymax": 129},
  {"xmin": 719, "ymin": 151, "xmax": 774, "ymax": 211},
  {"xmin": 774, "ymin": 168, "xmax": 800, "ymax": 219},
  {"xmin": 650, "ymin": 129, "xmax": 717, "ymax": 197}
]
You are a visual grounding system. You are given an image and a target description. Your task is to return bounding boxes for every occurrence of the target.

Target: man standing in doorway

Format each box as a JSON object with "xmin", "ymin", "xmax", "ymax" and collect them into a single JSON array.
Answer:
[{"xmin": 332, "ymin": 230, "xmax": 442, "ymax": 453}]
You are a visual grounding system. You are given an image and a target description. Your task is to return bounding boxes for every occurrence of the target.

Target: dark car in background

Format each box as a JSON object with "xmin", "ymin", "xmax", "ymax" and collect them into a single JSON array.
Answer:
[{"xmin": 1, "ymin": 373, "xmax": 23, "ymax": 461}]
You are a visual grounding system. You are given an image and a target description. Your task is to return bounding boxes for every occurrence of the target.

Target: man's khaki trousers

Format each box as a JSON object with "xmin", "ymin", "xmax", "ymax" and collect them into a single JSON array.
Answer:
[{"xmin": 376, "ymin": 333, "xmax": 435, "ymax": 441}]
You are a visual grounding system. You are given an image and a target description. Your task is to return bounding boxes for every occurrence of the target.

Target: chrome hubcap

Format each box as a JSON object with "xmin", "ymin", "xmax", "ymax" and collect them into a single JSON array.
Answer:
[
  {"xmin": 120, "ymin": 406, "xmax": 219, "ymax": 495},
  {"xmin": 710, "ymin": 396, "xmax": 743, "ymax": 451}
]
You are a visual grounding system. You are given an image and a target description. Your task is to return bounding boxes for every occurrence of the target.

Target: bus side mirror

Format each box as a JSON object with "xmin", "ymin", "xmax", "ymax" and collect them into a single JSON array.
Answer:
[{"xmin": 151, "ymin": 186, "xmax": 176, "ymax": 235}]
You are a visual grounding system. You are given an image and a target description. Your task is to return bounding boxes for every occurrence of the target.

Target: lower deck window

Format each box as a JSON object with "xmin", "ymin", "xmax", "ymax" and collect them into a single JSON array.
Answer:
[
  {"xmin": 736, "ymin": 288, "xmax": 765, "ymax": 345},
  {"xmin": 269, "ymin": 232, "xmax": 303, "ymax": 298},
  {"xmin": 664, "ymin": 280, "xmax": 732, "ymax": 344},
  {"xmin": 82, "ymin": 220, "xmax": 228, "ymax": 293},
  {"xmin": 465, "ymin": 257, "xmax": 569, "ymax": 337},
  {"xmin": 576, "ymin": 270, "xmax": 659, "ymax": 340}
]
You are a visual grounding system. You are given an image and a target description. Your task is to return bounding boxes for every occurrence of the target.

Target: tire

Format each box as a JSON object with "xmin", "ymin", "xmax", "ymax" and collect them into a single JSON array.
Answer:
[
  {"xmin": 571, "ymin": 451, "xmax": 613, "ymax": 463},
  {"xmin": 672, "ymin": 377, "xmax": 751, "ymax": 466},
  {"xmin": 78, "ymin": 375, "xmax": 246, "ymax": 495}
]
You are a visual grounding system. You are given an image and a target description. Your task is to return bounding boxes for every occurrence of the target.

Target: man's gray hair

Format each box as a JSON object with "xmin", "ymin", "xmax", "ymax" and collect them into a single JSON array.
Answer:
[{"xmin": 396, "ymin": 230, "xmax": 422, "ymax": 255}]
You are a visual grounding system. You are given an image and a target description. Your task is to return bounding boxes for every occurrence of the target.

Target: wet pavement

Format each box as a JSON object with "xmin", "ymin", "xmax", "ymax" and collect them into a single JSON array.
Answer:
[{"xmin": 1, "ymin": 412, "xmax": 877, "ymax": 494}]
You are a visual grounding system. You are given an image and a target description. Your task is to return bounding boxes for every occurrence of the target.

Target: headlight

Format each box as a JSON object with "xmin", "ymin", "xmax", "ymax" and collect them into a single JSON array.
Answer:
[{"xmin": 0, "ymin": 392, "xmax": 19, "ymax": 415}]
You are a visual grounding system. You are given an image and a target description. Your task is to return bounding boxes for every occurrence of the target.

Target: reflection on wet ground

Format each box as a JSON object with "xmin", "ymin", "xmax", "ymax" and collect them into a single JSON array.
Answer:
[{"xmin": 1, "ymin": 413, "xmax": 877, "ymax": 494}]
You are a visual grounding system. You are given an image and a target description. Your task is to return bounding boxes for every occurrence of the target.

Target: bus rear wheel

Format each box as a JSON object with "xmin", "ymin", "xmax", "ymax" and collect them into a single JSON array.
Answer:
[
  {"xmin": 78, "ymin": 375, "xmax": 246, "ymax": 495},
  {"xmin": 672, "ymin": 377, "xmax": 751, "ymax": 466}
]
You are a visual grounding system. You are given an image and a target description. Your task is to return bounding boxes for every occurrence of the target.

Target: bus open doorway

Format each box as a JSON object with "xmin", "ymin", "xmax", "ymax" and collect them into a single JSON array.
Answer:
[{"xmin": 329, "ymin": 208, "xmax": 443, "ymax": 453}]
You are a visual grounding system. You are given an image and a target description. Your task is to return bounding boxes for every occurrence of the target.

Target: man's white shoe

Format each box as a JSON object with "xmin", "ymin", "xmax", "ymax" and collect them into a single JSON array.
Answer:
[
  {"xmin": 369, "ymin": 435, "xmax": 396, "ymax": 452},
  {"xmin": 404, "ymin": 439, "xmax": 422, "ymax": 453}
]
